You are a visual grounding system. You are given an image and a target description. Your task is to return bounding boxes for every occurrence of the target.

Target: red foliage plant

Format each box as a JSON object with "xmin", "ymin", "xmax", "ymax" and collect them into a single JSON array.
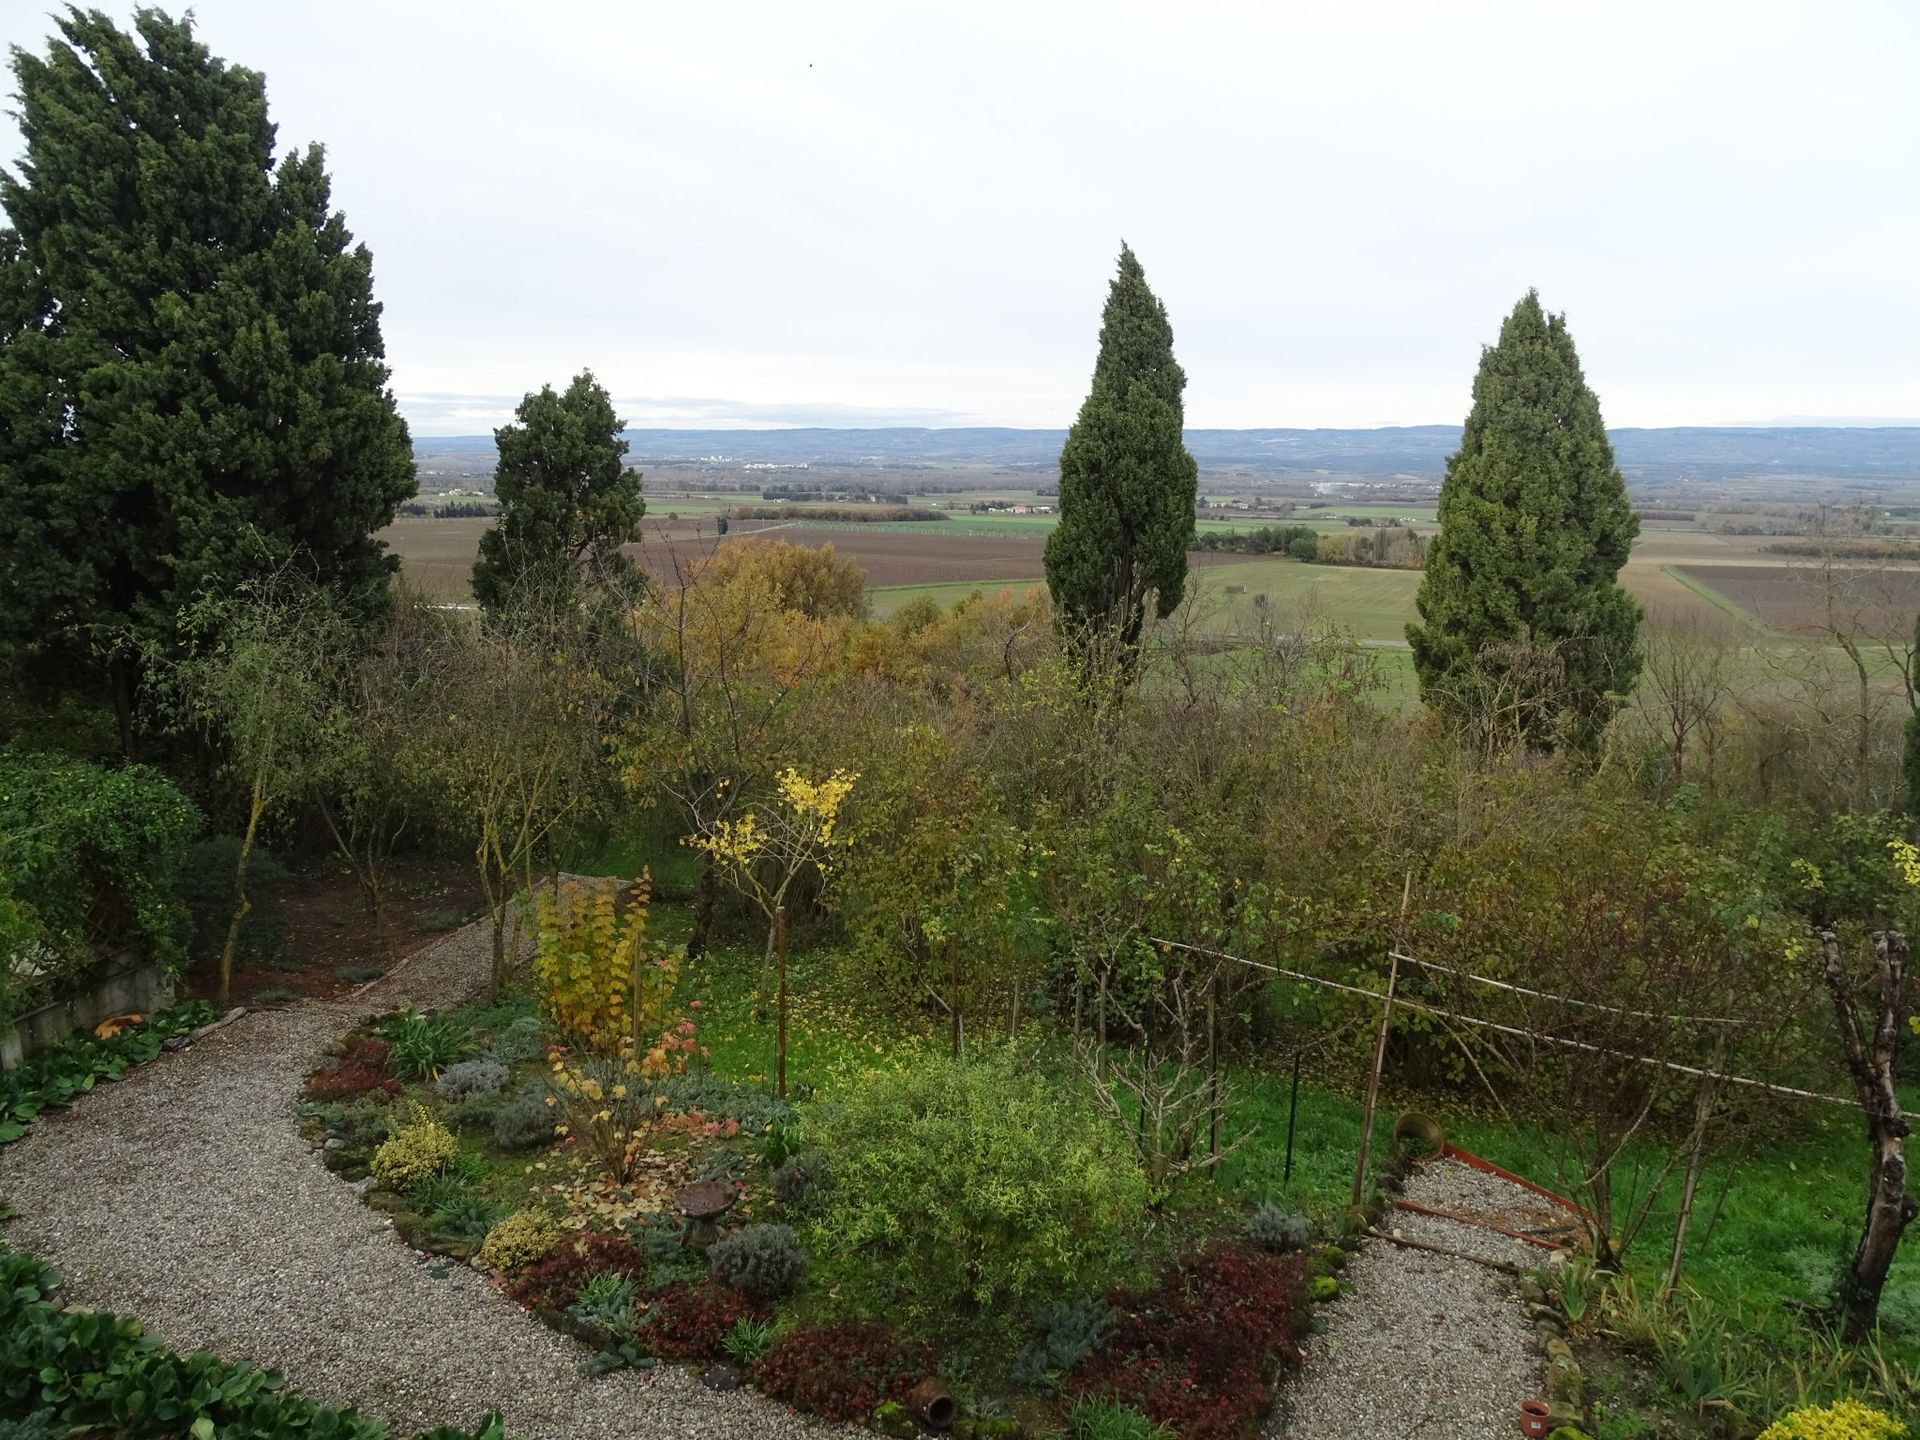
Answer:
[
  {"xmin": 1069, "ymin": 1242, "xmax": 1309, "ymax": 1440},
  {"xmin": 506, "ymin": 1231, "xmax": 646, "ymax": 1311},
  {"xmin": 755, "ymin": 1321, "xmax": 930, "ymax": 1422},
  {"xmin": 303, "ymin": 1038, "xmax": 398, "ymax": 1102},
  {"xmin": 643, "ymin": 1282, "xmax": 757, "ymax": 1359}
]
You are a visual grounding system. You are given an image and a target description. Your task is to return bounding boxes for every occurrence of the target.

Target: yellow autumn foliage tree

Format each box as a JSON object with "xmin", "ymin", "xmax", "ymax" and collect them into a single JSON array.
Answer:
[{"xmin": 531, "ymin": 874, "xmax": 677, "ymax": 1055}]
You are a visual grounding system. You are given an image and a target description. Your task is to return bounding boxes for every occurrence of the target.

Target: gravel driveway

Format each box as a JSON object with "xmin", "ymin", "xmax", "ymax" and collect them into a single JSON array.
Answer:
[
  {"xmin": 1270, "ymin": 1159, "xmax": 1548, "ymax": 1440},
  {"xmin": 0, "ymin": 921, "xmax": 832, "ymax": 1440}
]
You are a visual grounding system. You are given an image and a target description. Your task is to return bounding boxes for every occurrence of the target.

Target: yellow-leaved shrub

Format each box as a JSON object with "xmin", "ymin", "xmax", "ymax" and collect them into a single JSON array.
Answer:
[
  {"xmin": 369, "ymin": 1104, "xmax": 458, "ymax": 1190},
  {"xmin": 1757, "ymin": 1400, "xmax": 1907, "ymax": 1440},
  {"xmin": 479, "ymin": 1209, "xmax": 561, "ymax": 1271},
  {"xmin": 531, "ymin": 874, "xmax": 676, "ymax": 1055}
]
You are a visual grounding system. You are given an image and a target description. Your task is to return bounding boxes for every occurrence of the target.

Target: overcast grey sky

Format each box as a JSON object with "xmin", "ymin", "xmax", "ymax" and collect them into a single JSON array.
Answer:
[{"xmin": 4, "ymin": 0, "xmax": 1918, "ymax": 435}]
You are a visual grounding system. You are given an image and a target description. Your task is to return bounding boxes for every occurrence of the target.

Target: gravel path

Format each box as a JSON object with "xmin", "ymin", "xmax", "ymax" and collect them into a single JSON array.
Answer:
[
  {"xmin": 0, "ymin": 921, "xmax": 832, "ymax": 1440},
  {"xmin": 1270, "ymin": 1159, "xmax": 1547, "ymax": 1440}
]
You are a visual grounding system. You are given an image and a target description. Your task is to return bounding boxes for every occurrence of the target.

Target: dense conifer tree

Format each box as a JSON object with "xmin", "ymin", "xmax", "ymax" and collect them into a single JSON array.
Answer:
[
  {"xmin": 1408, "ymin": 291, "xmax": 1641, "ymax": 748},
  {"xmin": 0, "ymin": 8, "xmax": 415, "ymax": 750},
  {"xmin": 1044, "ymin": 244, "xmax": 1198, "ymax": 653},
  {"xmin": 470, "ymin": 371, "xmax": 642, "ymax": 614}
]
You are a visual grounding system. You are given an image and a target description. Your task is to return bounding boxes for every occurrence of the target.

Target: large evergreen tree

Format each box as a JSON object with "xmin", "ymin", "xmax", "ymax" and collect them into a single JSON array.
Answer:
[
  {"xmin": 1044, "ymin": 244, "xmax": 1198, "ymax": 653},
  {"xmin": 1408, "ymin": 290, "xmax": 1641, "ymax": 748},
  {"xmin": 0, "ymin": 8, "xmax": 415, "ymax": 751},
  {"xmin": 470, "ymin": 371, "xmax": 643, "ymax": 613}
]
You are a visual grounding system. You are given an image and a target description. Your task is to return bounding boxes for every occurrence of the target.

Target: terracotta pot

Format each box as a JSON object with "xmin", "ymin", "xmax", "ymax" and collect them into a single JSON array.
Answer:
[
  {"xmin": 1520, "ymin": 1398, "xmax": 1553, "ymax": 1438},
  {"xmin": 906, "ymin": 1378, "xmax": 956, "ymax": 1430}
]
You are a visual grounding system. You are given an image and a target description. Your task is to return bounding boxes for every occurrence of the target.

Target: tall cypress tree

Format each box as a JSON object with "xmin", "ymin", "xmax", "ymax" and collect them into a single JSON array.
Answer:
[
  {"xmin": 1408, "ymin": 291, "xmax": 1641, "ymax": 748},
  {"xmin": 471, "ymin": 371, "xmax": 642, "ymax": 614},
  {"xmin": 0, "ymin": 8, "xmax": 415, "ymax": 751},
  {"xmin": 1044, "ymin": 244, "xmax": 1198, "ymax": 653}
]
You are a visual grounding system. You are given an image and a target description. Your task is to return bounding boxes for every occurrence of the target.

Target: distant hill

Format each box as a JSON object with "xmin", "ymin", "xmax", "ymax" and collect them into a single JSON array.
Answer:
[{"xmin": 412, "ymin": 425, "xmax": 1920, "ymax": 485}]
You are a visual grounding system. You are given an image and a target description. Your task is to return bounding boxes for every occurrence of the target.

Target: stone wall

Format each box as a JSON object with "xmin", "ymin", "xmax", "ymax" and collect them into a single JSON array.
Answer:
[{"xmin": 0, "ymin": 960, "xmax": 175, "ymax": 1070}]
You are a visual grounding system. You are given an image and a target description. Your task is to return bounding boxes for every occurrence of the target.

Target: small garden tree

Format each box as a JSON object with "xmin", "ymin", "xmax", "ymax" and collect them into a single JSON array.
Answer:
[
  {"xmin": 624, "ymin": 541, "xmax": 855, "ymax": 956},
  {"xmin": 160, "ymin": 575, "xmax": 346, "ymax": 1005}
]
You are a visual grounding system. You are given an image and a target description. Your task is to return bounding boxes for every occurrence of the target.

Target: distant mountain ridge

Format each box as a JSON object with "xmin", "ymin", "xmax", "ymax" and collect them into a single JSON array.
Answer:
[{"xmin": 412, "ymin": 425, "xmax": 1920, "ymax": 483}]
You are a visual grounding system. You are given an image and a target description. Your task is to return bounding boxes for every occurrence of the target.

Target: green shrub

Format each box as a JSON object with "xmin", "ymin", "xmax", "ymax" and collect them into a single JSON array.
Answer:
[
  {"xmin": 1246, "ymin": 1202, "xmax": 1311, "ymax": 1253},
  {"xmin": 376, "ymin": 1009, "xmax": 471, "ymax": 1081},
  {"xmin": 436, "ymin": 1058, "xmax": 508, "ymax": 1101},
  {"xmin": 1012, "ymin": 1295, "xmax": 1112, "ymax": 1391},
  {"xmin": 490, "ymin": 1081, "xmax": 557, "ymax": 1151},
  {"xmin": 479, "ymin": 1210, "xmax": 561, "ymax": 1271},
  {"xmin": 709, "ymin": 1223, "xmax": 808, "ymax": 1301},
  {"xmin": 484, "ymin": 1014, "xmax": 549, "ymax": 1065},
  {"xmin": 772, "ymin": 1151, "xmax": 831, "ymax": 1213},
  {"xmin": 1756, "ymin": 1399, "xmax": 1907, "ymax": 1440},
  {"xmin": 804, "ymin": 1050, "xmax": 1147, "ymax": 1317},
  {"xmin": 1068, "ymin": 1399, "xmax": 1174, "ymax": 1440},
  {"xmin": 723, "ymin": 1315, "xmax": 780, "ymax": 1365},
  {"xmin": 370, "ymin": 1105, "xmax": 459, "ymax": 1190},
  {"xmin": 567, "ymin": 1271, "xmax": 638, "ymax": 1340},
  {"xmin": 0, "ymin": 750, "xmax": 199, "ymax": 1022}
]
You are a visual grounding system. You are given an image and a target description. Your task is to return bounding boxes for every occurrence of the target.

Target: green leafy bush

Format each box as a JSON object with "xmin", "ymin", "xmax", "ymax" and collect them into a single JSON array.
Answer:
[
  {"xmin": 567, "ymin": 1271, "xmax": 638, "ymax": 1340},
  {"xmin": 375, "ymin": 1009, "xmax": 471, "ymax": 1081},
  {"xmin": 479, "ymin": 1210, "xmax": 561, "ymax": 1272},
  {"xmin": 490, "ymin": 1081, "xmax": 558, "ymax": 1150},
  {"xmin": 804, "ymin": 1050, "xmax": 1147, "ymax": 1316},
  {"xmin": 370, "ymin": 1105, "xmax": 459, "ymax": 1189},
  {"xmin": 709, "ymin": 1223, "xmax": 808, "ymax": 1301},
  {"xmin": 1068, "ymin": 1399, "xmax": 1174, "ymax": 1440},
  {"xmin": 0, "ymin": 749, "xmax": 200, "ymax": 1021},
  {"xmin": 1012, "ymin": 1295, "xmax": 1112, "ymax": 1391},
  {"xmin": 1756, "ymin": 1399, "xmax": 1907, "ymax": 1440},
  {"xmin": 771, "ymin": 1151, "xmax": 830, "ymax": 1213},
  {"xmin": 0, "ymin": 1245, "xmax": 502, "ymax": 1440}
]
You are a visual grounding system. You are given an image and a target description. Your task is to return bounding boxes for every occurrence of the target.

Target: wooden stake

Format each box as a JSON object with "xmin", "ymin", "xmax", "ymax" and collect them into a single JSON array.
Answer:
[
  {"xmin": 949, "ymin": 935, "xmax": 962, "ymax": 1060},
  {"xmin": 1207, "ymin": 966, "xmax": 1221, "ymax": 1169},
  {"xmin": 775, "ymin": 904, "xmax": 789, "ymax": 1100},
  {"xmin": 1354, "ymin": 872, "xmax": 1412, "ymax": 1207}
]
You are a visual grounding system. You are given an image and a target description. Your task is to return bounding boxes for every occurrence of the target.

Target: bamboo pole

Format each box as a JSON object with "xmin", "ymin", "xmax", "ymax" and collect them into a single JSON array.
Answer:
[
  {"xmin": 1353, "ymin": 874, "xmax": 1413, "ymax": 1206},
  {"xmin": 775, "ymin": 904, "xmax": 789, "ymax": 1100}
]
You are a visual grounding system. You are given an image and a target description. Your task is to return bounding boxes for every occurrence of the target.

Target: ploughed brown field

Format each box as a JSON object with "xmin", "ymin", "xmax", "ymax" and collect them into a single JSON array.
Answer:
[
  {"xmin": 380, "ymin": 516, "xmax": 1261, "ymax": 600},
  {"xmin": 1676, "ymin": 562, "xmax": 1920, "ymax": 636}
]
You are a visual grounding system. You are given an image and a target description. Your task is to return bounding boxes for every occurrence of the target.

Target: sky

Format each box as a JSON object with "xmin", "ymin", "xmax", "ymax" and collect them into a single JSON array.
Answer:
[{"xmin": 2, "ymin": 0, "xmax": 1918, "ymax": 435}]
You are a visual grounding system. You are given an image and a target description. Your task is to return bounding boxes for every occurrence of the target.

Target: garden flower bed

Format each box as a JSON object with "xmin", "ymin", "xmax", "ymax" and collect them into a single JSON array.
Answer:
[{"xmin": 298, "ymin": 887, "xmax": 1333, "ymax": 1439}]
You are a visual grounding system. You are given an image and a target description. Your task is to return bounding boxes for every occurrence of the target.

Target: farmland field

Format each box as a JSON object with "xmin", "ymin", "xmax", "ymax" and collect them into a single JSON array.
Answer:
[
  {"xmin": 382, "ymin": 505, "xmax": 1867, "ymax": 661},
  {"xmin": 1673, "ymin": 562, "xmax": 1920, "ymax": 636}
]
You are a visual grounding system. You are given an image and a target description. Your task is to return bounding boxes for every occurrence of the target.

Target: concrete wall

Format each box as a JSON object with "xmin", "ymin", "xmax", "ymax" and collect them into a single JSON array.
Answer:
[{"xmin": 0, "ymin": 961, "xmax": 175, "ymax": 1070}]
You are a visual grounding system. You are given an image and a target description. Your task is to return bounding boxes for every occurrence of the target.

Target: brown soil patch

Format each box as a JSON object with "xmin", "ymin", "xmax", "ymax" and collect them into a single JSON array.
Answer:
[
  {"xmin": 1676, "ymin": 562, "xmax": 1920, "ymax": 635},
  {"xmin": 182, "ymin": 858, "xmax": 486, "ymax": 1009}
]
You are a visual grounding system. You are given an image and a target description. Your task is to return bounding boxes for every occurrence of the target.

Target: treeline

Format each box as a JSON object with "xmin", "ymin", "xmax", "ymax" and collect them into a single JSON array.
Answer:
[
  {"xmin": 731, "ymin": 505, "xmax": 946, "ymax": 523},
  {"xmin": 397, "ymin": 501, "xmax": 498, "ymax": 519},
  {"xmin": 761, "ymin": 484, "xmax": 913, "ymax": 505},
  {"xmin": 1764, "ymin": 538, "xmax": 1920, "ymax": 560},
  {"xmin": 1192, "ymin": 523, "xmax": 1424, "ymax": 568}
]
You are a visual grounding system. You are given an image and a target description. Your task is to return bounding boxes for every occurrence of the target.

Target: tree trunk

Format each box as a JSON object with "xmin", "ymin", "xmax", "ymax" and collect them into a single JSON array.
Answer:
[
  {"xmin": 949, "ymin": 936, "xmax": 962, "ymax": 1060},
  {"xmin": 1820, "ymin": 929, "xmax": 1919, "ymax": 1340},
  {"xmin": 1663, "ymin": 1074, "xmax": 1718, "ymax": 1297},
  {"xmin": 687, "ymin": 856, "xmax": 717, "ymax": 960},
  {"xmin": 110, "ymin": 652, "xmax": 139, "ymax": 760},
  {"xmin": 217, "ymin": 774, "xmax": 268, "ymax": 1010}
]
